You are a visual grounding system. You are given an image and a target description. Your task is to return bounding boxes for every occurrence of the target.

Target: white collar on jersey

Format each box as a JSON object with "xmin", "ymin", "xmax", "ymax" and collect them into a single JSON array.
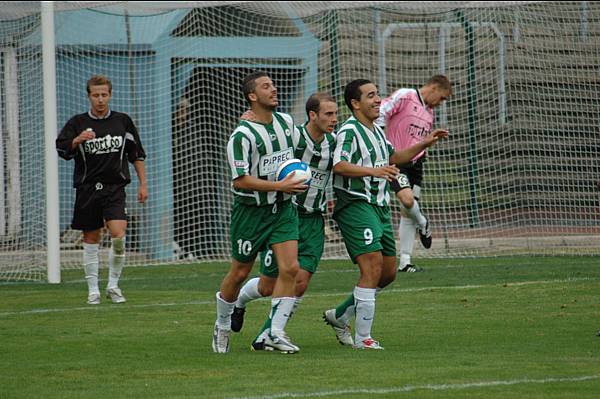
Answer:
[{"xmin": 88, "ymin": 109, "xmax": 112, "ymax": 120}]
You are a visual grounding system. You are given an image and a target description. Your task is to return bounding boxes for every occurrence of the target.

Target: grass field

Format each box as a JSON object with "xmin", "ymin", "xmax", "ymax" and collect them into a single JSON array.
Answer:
[{"xmin": 1, "ymin": 256, "xmax": 599, "ymax": 398}]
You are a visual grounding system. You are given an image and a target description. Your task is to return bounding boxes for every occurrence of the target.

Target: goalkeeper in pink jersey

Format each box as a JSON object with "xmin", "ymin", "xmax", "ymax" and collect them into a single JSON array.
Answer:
[{"xmin": 375, "ymin": 75, "xmax": 452, "ymax": 272}]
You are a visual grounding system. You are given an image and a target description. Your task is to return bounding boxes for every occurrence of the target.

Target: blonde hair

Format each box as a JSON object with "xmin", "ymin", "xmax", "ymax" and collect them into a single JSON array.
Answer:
[
  {"xmin": 425, "ymin": 75, "xmax": 452, "ymax": 94},
  {"xmin": 86, "ymin": 75, "xmax": 112, "ymax": 94}
]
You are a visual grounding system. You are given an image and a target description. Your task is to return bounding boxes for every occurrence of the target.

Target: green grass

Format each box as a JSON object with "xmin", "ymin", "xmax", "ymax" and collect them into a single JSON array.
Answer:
[{"xmin": 1, "ymin": 256, "xmax": 600, "ymax": 398}]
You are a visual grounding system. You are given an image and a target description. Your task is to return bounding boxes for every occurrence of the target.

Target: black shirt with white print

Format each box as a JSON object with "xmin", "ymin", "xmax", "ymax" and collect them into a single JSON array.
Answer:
[{"xmin": 56, "ymin": 110, "xmax": 146, "ymax": 188}]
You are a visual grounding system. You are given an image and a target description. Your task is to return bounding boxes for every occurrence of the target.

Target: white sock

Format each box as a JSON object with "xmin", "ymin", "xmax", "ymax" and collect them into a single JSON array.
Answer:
[
  {"xmin": 83, "ymin": 243, "xmax": 100, "ymax": 295},
  {"xmin": 216, "ymin": 292, "xmax": 235, "ymax": 330},
  {"xmin": 403, "ymin": 199, "xmax": 426, "ymax": 230},
  {"xmin": 338, "ymin": 306, "xmax": 355, "ymax": 325},
  {"xmin": 256, "ymin": 329, "xmax": 269, "ymax": 343},
  {"xmin": 290, "ymin": 296, "xmax": 302, "ymax": 320},
  {"xmin": 399, "ymin": 217, "xmax": 416, "ymax": 268},
  {"xmin": 107, "ymin": 237, "xmax": 125, "ymax": 290},
  {"xmin": 337, "ymin": 295, "xmax": 356, "ymax": 326},
  {"xmin": 269, "ymin": 297, "xmax": 295, "ymax": 335},
  {"xmin": 354, "ymin": 286, "xmax": 376, "ymax": 343},
  {"xmin": 235, "ymin": 277, "xmax": 262, "ymax": 308}
]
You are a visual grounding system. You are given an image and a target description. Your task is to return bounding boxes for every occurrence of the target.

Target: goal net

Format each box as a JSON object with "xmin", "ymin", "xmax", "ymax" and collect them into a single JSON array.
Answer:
[{"xmin": 1, "ymin": 1, "xmax": 599, "ymax": 281}]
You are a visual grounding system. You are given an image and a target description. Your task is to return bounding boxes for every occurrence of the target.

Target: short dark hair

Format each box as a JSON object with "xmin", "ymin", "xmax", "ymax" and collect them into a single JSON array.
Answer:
[
  {"xmin": 87, "ymin": 75, "xmax": 112, "ymax": 94},
  {"xmin": 425, "ymin": 74, "xmax": 452, "ymax": 94},
  {"xmin": 305, "ymin": 92, "xmax": 336, "ymax": 118},
  {"xmin": 343, "ymin": 79, "xmax": 372, "ymax": 112},
  {"xmin": 242, "ymin": 71, "xmax": 270, "ymax": 105}
]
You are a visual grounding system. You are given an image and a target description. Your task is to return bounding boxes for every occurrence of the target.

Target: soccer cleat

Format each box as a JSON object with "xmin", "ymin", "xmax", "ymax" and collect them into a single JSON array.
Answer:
[
  {"xmin": 230, "ymin": 306, "xmax": 246, "ymax": 332},
  {"xmin": 264, "ymin": 331, "xmax": 300, "ymax": 354},
  {"xmin": 250, "ymin": 339, "xmax": 266, "ymax": 351},
  {"xmin": 323, "ymin": 309, "xmax": 354, "ymax": 346},
  {"xmin": 418, "ymin": 217, "xmax": 432, "ymax": 249},
  {"xmin": 353, "ymin": 337, "xmax": 384, "ymax": 350},
  {"xmin": 106, "ymin": 287, "xmax": 126, "ymax": 304},
  {"xmin": 212, "ymin": 323, "xmax": 231, "ymax": 353},
  {"xmin": 87, "ymin": 293, "xmax": 100, "ymax": 305},
  {"xmin": 398, "ymin": 264, "xmax": 424, "ymax": 273}
]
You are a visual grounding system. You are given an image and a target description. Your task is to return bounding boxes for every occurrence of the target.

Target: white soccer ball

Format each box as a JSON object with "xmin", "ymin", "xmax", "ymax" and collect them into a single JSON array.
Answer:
[{"xmin": 275, "ymin": 158, "xmax": 312, "ymax": 185}]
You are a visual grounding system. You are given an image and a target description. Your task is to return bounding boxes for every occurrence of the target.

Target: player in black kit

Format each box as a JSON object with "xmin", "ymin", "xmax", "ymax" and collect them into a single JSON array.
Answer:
[{"xmin": 56, "ymin": 75, "xmax": 147, "ymax": 305}]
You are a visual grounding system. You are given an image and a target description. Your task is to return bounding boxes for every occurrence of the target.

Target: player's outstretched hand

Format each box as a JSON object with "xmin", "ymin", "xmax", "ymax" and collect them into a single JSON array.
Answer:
[
  {"xmin": 371, "ymin": 165, "xmax": 400, "ymax": 182},
  {"xmin": 423, "ymin": 128, "xmax": 449, "ymax": 147},
  {"xmin": 276, "ymin": 172, "xmax": 308, "ymax": 194}
]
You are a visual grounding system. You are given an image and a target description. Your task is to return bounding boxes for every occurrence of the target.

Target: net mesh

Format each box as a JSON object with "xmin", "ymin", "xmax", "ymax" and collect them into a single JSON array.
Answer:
[{"xmin": 0, "ymin": 1, "xmax": 599, "ymax": 280}]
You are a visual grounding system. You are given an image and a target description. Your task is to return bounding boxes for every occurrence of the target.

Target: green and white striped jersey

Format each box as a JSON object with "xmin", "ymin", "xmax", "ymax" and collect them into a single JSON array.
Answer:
[
  {"xmin": 332, "ymin": 116, "xmax": 395, "ymax": 207},
  {"xmin": 293, "ymin": 123, "xmax": 336, "ymax": 214},
  {"xmin": 227, "ymin": 112, "xmax": 296, "ymax": 206}
]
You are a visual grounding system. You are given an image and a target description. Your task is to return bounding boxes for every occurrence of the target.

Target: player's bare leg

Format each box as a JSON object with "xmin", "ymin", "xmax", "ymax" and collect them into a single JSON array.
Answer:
[
  {"xmin": 379, "ymin": 255, "xmax": 397, "ymax": 289},
  {"xmin": 265, "ymin": 240, "xmax": 300, "ymax": 353},
  {"xmin": 213, "ymin": 258, "xmax": 254, "ymax": 353}
]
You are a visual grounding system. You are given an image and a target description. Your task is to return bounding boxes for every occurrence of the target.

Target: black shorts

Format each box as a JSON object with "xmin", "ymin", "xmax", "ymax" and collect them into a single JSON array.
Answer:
[
  {"xmin": 71, "ymin": 182, "xmax": 128, "ymax": 231},
  {"xmin": 390, "ymin": 157, "xmax": 425, "ymax": 194}
]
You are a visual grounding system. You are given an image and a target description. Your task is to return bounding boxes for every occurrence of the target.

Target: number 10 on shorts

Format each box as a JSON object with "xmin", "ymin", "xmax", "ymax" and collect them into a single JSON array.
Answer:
[{"xmin": 237, "ymin": 239, "xmax": 252, "ymax": 256}]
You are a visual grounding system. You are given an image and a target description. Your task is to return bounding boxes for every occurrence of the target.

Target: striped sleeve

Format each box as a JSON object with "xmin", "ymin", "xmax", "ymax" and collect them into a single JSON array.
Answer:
[
  {"xmin": 292, "ymin": 124, "xmax": 302, "ymax": 149},
  {"xmin": 333, "ymin": 128, "xmax": 355, "ymax": 166},
  {"xmin": 227, "ymin": 131, "xmax": 251, "ymax": 180}
]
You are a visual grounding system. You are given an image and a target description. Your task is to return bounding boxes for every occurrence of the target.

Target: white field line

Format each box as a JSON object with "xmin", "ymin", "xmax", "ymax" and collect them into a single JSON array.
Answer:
[
  {"xmin": 1, "ymin": 259, "xmax": 596, "ymax": 286},
  {"xmin": 0, "ymin": 277, "xmax": 594, "ymax": 318},
  {"xmin": 227, "ymin": 375, "xmax": 600, "ymax": 399},
  {"xmin": 0, "ymin": 268, "xmax": 361, "ymax": 286}
]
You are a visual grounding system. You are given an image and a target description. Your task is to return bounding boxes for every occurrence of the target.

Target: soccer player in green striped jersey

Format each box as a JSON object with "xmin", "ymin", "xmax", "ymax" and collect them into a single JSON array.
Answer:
[
  {"xmin": 212, "ymin": 71, "xmax": 308, "ymax": 354},
  {"xmin": 323, "ymin": 79, "xmax": 447, "ymax": 350},
  {"xmin": 230, "ymin": 93, "xmax": 339, "ymax": 351}
]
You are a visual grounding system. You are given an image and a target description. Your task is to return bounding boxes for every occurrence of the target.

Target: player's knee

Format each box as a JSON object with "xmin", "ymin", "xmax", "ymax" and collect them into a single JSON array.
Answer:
[
  {"xmin": 361, "ymin": 259, "xmax": 382, "ymax": 282},
  {"xmin": 230, "ymin": 260, "xmax": 254, "ymax": 283},
  {"xmin": 111, "ymin": 237, "xmax": 125, "ymax": 255},
  {"xmin": 397, "ymin": 190, "xmax": 414, "ymax": 207},
  {"xmin": 258, "ymin": 277, "xmax": 275, "ymax": 297},
  {"xmin": 278, "ymin": 260, "xmax": 299, "ymax": 279},
  {"xmin": 83, "ymin": 229, "xmax": 102, "ymax": 244},
  {"xmin": 233, "ymin": 269, "xmax": 251, "ymax": 284},
  {"xmin": 402, "ymin": 197, "xmax": 415, "ymax": 209},
  {"xmin": 227, "ymin": 266, "xmax": 251, "ymax": 285}
]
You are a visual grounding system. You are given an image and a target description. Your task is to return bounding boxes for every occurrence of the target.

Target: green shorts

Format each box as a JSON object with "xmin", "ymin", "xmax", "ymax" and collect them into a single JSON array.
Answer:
[
  {"xmin": 230, "ymin": 199, "xmax": 299, "ymax": 263},
  {"xmin": 333, "ymin": 200, "xmax": 395, "ymax": 263},
  {"xmin": 259, "ymin": 212, "xmax": 324, "ymax": 277}
]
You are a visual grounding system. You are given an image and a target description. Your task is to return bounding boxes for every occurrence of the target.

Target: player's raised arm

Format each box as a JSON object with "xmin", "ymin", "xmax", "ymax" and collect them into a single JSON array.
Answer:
[{"xmin": 389, "ymin": 128, "xmax": 448, "ymax": 165}]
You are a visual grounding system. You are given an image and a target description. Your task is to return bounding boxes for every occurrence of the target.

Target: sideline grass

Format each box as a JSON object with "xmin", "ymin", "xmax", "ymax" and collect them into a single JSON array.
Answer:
[{"xmin": 1, "ymin": 256, "xmax": 599, "ymax": 398}]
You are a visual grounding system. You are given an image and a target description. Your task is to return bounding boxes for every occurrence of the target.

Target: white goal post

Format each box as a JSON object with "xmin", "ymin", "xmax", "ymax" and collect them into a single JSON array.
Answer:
[{"xmin": 0, "ymin": 1, "xmax": 598, "ymax": 281}]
